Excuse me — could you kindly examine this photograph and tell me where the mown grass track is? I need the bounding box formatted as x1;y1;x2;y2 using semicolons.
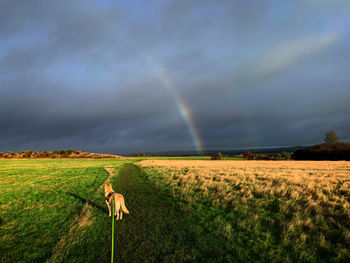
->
112;163;242;262
54;163;229;262
112;163;202;262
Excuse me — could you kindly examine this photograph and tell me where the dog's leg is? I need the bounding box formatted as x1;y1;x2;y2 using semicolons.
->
115;200;121;220
105;200;111;217
120;211;123;220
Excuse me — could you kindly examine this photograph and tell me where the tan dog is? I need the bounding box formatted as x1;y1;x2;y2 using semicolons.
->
104;184;129;220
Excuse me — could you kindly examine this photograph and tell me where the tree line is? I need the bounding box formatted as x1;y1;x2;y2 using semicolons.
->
211;131;349;161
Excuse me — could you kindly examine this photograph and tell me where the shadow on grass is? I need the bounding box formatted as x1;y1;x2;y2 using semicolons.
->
65;192;106;213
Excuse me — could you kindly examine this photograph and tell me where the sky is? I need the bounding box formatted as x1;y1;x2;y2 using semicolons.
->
1;0;350;155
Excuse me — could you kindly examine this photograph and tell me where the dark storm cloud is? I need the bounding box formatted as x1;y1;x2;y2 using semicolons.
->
1;0;350;154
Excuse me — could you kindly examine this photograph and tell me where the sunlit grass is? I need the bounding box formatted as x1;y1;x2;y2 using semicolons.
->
2;158;349;262
140;160;350;262
0;159;129;263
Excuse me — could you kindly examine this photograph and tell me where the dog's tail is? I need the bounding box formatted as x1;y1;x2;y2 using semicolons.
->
120;196;129;214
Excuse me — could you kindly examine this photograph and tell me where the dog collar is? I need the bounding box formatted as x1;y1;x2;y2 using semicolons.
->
105;191;114;202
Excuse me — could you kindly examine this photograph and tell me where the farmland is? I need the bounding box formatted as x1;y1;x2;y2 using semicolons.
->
1;158;350;262
0;159;130;263
140;160;350;262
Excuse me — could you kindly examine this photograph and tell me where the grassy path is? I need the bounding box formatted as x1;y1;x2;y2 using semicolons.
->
113;163;200;262
49;163;228;262
110;163;233;262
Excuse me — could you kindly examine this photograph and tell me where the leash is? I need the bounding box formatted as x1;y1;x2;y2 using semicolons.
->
111;195;115;263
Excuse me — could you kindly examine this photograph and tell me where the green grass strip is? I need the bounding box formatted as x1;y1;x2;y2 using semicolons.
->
43;163;234;262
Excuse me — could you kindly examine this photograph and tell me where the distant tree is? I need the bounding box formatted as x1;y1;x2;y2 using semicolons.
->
325;130;338;143
244;151;254;160
25;150;33;158
255;154;268;160
211;152;222;160
133;153;147;157
281;151;291;160
274;153;282;159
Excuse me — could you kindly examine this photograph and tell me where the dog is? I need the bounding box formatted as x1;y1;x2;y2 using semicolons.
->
104;183;129;220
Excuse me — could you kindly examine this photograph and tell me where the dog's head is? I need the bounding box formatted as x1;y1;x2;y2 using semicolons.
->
104;183;113;195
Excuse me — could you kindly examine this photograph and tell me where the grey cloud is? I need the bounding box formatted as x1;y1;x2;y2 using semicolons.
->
0;0;349;154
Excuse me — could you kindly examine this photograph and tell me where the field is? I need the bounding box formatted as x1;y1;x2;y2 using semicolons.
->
1;159;350;262
0;159;133;262
140;160;350;262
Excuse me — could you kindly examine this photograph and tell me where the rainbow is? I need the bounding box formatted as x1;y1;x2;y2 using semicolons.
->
143;56;204;154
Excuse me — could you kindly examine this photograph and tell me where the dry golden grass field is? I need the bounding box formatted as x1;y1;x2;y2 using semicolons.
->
140;160;350;262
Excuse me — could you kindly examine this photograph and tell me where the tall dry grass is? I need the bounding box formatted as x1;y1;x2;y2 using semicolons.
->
140;160;350;261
